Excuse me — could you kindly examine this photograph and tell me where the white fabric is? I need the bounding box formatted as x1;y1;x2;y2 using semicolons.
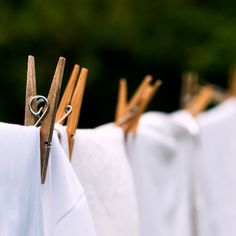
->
196;98;236;236
71;124;139;236
54;123;70;157
42;130;97;236
0;123;43;236
127;111;198;236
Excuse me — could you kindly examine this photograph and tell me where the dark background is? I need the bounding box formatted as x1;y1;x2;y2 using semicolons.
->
0;0;234;128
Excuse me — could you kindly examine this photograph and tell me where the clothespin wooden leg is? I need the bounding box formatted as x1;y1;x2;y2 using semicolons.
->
115;78;127;123
25;55;37;126
56;64;80;124
40;57;66;184
67;68;88;159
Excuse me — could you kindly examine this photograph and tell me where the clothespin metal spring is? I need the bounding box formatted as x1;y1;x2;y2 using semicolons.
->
29;95;49;127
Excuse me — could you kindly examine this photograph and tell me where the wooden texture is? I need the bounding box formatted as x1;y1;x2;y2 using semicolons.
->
125;75;153;114
116;75;153;130
40;57;65;184
115;78;127;122
67;68;88;159
24;55;37;126
186;85;215;116
128;80;162;134
56;64;80;124
115;75;161;135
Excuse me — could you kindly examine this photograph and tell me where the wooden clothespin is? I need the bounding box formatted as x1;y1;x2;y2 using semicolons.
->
115;75;151;128
185;85;215;116
115;75;162;134
127;80;162;133
25;55;65;184
180;71;199;109
56;65;88;159
115;75;152;127
181;70;226;114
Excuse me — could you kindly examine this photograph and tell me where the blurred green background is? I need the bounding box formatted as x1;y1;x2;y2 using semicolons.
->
0;0;235;127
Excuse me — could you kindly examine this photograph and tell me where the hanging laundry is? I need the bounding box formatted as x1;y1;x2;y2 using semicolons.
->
196;98;236;236
126;110;198;236
70;123;139;236
42;130;97;236
0;123;43;236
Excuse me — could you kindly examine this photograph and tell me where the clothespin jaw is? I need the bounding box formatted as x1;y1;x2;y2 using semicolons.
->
66;68;88;159
185;85;215;116
180;71;199;109
25;55;37;126
40;57;65;184
56;64;80;124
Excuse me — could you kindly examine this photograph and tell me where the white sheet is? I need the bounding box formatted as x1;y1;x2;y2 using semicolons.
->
127;111;198;236
0;123;43;236
71;124;139;236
